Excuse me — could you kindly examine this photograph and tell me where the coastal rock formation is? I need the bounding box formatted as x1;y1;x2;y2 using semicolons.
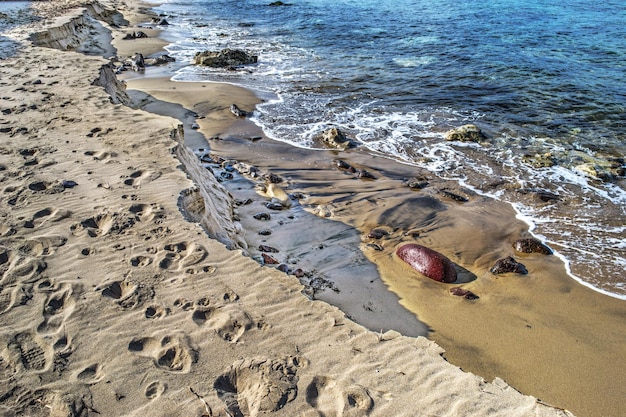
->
490;256;528;275
318;127;356;150
444;124;487;142
513;238;553;255
193;48;258;67
396;244;457;283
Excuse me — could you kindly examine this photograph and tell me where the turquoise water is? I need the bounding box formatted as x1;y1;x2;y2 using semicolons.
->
154;0;626;297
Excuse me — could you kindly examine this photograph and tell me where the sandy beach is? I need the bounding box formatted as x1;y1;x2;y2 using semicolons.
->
0;1;624;416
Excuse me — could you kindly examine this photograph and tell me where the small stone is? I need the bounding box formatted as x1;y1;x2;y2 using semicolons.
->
265;202;284;210
262;253;279;264
444;124;487;142
258;229;272;236
490;256;528;275
253;212;271;221
513;238;553;255
62;180;78;189
396;244;457;283
450;287;479;300
259;245;279;253
367;229;388;239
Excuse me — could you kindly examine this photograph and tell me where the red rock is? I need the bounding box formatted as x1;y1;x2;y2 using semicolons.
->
396;244;457;283
450;287;479;300
262;253;279;264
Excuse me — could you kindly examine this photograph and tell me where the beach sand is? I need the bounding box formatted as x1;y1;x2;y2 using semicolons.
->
0;1;623;416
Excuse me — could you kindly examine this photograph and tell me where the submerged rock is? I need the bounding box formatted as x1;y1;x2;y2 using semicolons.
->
444;124;487;142
193;48;258;67
490;256;528;275
367;229;388;239
396;244;457;283
513;238;553;255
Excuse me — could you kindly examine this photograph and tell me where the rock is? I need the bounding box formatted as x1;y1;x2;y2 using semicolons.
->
357;169;376;180
336;160;352;170
513;238;553;255
450;287;479;300
157;18;169;26
262;253;279;264
396;244;457;283
193;48;258;67
144;55;175;66
264;173;283;184
444;124;487;142
131;52;144;71
230;104;250;117
265;202;284;211
367;229;388;239
266;183;292;208
253;212;271;221
62;180;78;189
259;245;279;253
123;31;148;40
277;264;289;273
258;229;272;236
407;177;429;189
522;152;556;168
191;123;200;130
439;189;469;202
319;127;356;150
490;256;528;274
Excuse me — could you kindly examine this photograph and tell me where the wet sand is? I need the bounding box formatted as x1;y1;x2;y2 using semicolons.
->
125;73;626;417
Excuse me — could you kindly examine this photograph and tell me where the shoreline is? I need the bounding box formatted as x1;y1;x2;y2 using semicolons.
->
118;7;626;417
0;1;622;416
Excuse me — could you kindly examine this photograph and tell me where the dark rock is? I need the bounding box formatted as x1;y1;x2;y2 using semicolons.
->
157;19;169;26
265;173;283;184
123;31;149;40
219;171;233;180
450;287;479;300
336;160;352;170
291;268;305;278
145;55;176;66
277;264;289;273
259;245;279;253
130;53;145;71
357;169;376;180
253;212;271;221
62;180;78;189
490;256;528;275
439;189;469;203
258;229;272;236
513;238;553;255
193;48;258;67
367;229;388;239
265;202;284;211
269;1;288;5
444;124;487;142
230;104;250;117
407;178;429;189
262;253;279;264
396;244;457;283
191;123;200;130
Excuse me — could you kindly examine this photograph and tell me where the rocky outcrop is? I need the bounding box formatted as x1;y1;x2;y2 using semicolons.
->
318;127;357;150
172;125;246;250
193;49;258;67
444;124;487;142
92;62;129;105
396;244;457;283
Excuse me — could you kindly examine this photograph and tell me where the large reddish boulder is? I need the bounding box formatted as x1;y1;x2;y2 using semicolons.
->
396;244;457;283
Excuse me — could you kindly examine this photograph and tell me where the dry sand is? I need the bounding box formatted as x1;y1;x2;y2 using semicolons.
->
0;1;623;416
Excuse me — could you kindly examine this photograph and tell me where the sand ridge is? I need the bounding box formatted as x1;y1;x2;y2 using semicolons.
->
0;0;602;416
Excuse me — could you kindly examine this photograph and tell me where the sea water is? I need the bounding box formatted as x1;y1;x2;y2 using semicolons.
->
0;1;36;59
152;0;626;298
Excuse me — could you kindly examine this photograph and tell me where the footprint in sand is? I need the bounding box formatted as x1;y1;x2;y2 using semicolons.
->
192;304;254;343
37;282;76;335
6;331;53;373
72;210;136;238
23;207;71;229
145;381;167;399
98;278;153;310
18;235;67;257
214;356;302;417
128;203;165;224
75;363;104;384
0;253;47;286
127;335;194;373
123;169;161;187
84;150;117;162
157;241;208;271
305;376;374;417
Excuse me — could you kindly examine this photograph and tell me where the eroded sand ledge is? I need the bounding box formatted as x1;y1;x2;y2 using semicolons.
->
0;1;605;416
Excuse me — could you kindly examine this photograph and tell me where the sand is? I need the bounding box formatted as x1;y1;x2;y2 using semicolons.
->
0;1;623;416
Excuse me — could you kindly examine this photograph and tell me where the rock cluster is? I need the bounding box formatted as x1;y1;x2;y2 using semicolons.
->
193;48;258;68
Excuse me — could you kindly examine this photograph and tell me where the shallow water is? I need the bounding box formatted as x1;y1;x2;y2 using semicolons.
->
0;2;35;59
153;0;626;298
